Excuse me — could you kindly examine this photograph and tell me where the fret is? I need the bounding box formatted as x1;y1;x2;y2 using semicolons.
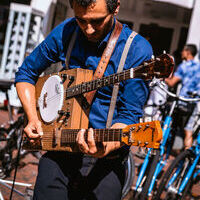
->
81;83;87;93
123;71;126;81
66;68;135;98
60;128;126;147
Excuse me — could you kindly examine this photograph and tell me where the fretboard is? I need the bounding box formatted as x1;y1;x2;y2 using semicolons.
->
61;129;122;145
66;68;134;98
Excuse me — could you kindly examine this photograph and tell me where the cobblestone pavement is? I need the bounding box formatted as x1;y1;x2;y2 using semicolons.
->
0;108;200;200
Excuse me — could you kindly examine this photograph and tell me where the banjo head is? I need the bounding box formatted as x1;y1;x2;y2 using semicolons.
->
38;75;64;123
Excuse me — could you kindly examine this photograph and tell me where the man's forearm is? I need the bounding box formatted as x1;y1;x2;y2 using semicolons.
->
165;76;181;87
16;82;38;121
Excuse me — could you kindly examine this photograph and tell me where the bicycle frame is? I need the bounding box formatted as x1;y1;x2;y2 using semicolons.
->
135;106;174;194
162;134;200;197
134;84;182;196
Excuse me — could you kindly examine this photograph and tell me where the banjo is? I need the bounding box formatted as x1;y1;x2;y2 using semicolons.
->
23;53;174;152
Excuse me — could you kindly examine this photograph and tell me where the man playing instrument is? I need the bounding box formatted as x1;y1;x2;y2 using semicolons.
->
15;0;153;199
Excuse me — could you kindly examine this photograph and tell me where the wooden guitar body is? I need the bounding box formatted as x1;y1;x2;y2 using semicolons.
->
34;68;93;152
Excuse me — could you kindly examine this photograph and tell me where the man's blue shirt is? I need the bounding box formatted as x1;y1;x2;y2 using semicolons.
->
174;60;200;97
15;17;153;129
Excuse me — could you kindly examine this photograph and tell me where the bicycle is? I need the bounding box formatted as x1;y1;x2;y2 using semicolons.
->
0;79;41;178
0;79;41;199
133;79;200;199
154;101;200;200
0;178;33;200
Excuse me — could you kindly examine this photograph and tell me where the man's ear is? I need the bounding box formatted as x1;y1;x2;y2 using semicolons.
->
114;0;120;16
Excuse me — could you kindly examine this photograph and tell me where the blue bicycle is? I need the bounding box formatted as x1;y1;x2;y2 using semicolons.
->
154;103;200;200
133;79;199;200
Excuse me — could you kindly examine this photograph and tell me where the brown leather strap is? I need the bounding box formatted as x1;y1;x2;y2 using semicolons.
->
85;20;123;105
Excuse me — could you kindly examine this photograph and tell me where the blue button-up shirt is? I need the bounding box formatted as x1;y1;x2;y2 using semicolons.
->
174;60;200;97
15;17;153;129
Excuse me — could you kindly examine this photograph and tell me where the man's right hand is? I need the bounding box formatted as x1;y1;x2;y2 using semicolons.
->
16;82;43;143
24;119;43;143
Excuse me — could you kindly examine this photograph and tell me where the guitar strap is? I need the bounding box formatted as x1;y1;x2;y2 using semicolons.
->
106;31;138;128
85;21;122;104
65;27;79;70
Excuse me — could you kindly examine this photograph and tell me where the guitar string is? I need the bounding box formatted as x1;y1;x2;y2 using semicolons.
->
38;72;131;104
38;58;164;104
26;129;122;142
25;129;155;143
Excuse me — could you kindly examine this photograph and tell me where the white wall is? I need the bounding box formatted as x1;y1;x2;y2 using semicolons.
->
31;0;57;38
186;0;200;61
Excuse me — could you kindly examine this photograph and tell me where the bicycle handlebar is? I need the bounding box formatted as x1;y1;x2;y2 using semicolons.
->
150;78;200;102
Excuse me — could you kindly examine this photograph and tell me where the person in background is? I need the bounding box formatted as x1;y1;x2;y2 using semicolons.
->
165;44;200;149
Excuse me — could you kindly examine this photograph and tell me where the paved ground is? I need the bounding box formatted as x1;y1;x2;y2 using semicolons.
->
0;107;200;200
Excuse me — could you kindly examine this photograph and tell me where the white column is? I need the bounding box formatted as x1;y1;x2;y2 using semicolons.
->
31;0;57;37
186;0;200;60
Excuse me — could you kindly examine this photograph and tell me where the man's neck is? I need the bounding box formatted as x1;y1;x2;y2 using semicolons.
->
186;55;194;61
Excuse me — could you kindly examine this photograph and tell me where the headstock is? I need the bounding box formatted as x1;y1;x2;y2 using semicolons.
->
121;121;162;149
134;54;174;80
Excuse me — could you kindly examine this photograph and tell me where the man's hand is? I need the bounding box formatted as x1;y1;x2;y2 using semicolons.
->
24;119;43;143
76;123;127;158
16;82;43;143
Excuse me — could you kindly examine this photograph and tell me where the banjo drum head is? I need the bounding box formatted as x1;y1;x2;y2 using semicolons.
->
38;75;64;123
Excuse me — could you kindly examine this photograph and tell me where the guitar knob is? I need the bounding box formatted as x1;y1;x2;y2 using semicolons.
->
58;110;65;115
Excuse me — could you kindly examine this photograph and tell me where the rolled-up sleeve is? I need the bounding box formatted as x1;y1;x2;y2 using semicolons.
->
15;19;71;85
15;41;59;85
174;63;184;79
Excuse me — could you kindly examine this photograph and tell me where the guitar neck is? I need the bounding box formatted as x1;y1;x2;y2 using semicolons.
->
66;54;174;98
66;68;134;98
61;129;122;145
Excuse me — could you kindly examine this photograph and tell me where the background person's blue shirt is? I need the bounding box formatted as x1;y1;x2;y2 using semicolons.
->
15;17;153;129
174;60;200;97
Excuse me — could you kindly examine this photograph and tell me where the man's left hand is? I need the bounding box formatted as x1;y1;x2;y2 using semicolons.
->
76;123;127;158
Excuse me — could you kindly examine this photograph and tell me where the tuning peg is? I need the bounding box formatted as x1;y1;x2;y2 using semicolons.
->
136;125;142;132
144;142;149;146
151;55;155;60
130;126;135;131
143;124;150;131
139;118;143;123
163;50;166;54
154;72;161;76
156;57;161;61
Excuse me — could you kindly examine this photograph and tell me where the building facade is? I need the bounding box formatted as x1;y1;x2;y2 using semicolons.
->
0;0;199;63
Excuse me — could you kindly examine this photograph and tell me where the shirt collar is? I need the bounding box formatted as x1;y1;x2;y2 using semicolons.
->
185;59;199;67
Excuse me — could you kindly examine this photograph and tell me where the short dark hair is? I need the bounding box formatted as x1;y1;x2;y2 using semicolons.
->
184;44;198;57
69;0;118;13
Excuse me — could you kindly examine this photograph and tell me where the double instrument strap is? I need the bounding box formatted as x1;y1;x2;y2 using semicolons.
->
65;21;138;126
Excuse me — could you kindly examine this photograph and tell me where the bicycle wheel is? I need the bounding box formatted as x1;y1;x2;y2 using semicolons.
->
138;149;160;200
122;151;135;199
153;149;194;200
